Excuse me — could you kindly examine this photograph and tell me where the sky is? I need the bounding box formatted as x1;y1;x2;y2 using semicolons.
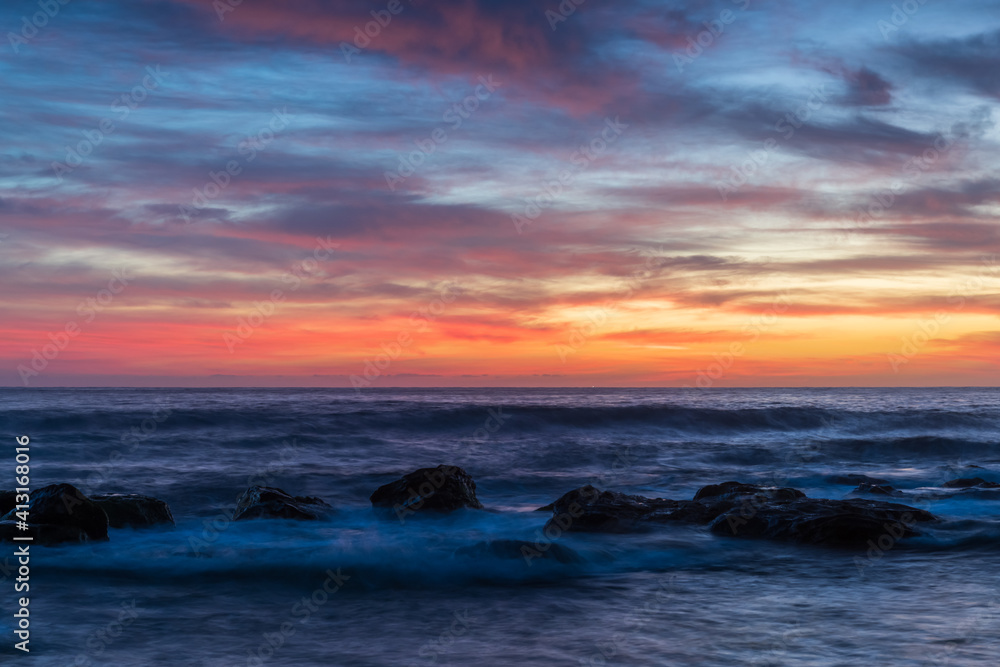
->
1;0;998;388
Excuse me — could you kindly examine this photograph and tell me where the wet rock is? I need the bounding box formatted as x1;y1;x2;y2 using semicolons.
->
370;465;483;516
541;485;684;533
828;474;892;487
942;477;1000;489
455;539;583;564
0;483;108;543
710;497;936;546
541;483;806;534
233;486;332;521
91;493;175;529
693;481;805;502
540;481;936;549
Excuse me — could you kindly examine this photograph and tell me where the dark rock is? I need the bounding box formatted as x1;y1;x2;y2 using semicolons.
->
942;477;1000;489
693;481;805;503
91;493;175;529
0;490;16;516
455;539;583;564
540;481;936;549
233;486;332;521
850;482;901;496
542;485;683;533
0;520;92;546
0;483;108;543
370;465;483;515
710;497;936;546
828;474;892;486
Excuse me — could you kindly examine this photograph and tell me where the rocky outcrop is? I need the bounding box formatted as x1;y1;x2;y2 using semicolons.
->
455;539;582;564
693;481;804;502
539;481;937;547
541;485;686;532
541;482;804;533
91;493;175;528
233;486;332;521
370;465;483;516
710;497;935;546
0;483;109;544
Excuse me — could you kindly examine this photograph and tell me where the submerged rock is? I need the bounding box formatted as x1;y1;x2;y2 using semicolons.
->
91;493;175;529
850;482;901;497
0;483;109;544
233;486;332;521
455;539;583;565
370;465;483;516
828;474;892;487
710;497;936;546
942;477;1000;489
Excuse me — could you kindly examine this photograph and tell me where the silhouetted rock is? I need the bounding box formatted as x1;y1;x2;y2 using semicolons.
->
91;493;175;528
0;491;16;516
541;483;806;534
710;497;936;546
693;481;805;502
455;539;583;564
541;485;685;533
828;474;891;486
540;481;936;548
0;520;91;546
0;483;108;543
370;465;483;516
850;482;901;496
942;477;1000;489
233;486;331;521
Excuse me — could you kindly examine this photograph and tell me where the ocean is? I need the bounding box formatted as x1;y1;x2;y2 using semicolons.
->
1;387;998;666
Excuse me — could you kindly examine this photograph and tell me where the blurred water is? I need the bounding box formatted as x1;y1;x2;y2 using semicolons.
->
0;387;998;665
